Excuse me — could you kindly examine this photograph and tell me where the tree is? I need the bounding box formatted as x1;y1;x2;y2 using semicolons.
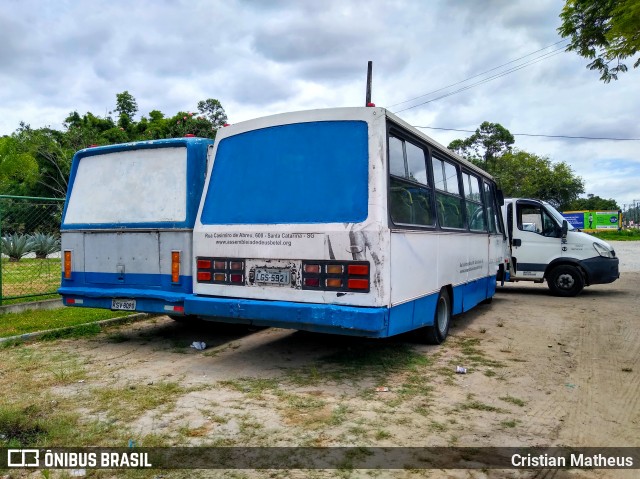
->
448;122;585;209
197;98;228;129
115;91;138;128
447;121;514;170
567;195;620;210
3;94;228;198
492;150;585;209
14;125;73;198
558;0;640;82
0;136;39;195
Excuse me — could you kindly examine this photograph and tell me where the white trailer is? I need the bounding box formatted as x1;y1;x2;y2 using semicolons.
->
59;137;213;315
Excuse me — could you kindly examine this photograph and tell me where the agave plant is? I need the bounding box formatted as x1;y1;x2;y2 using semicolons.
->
1;233;35;262
29;232;61;259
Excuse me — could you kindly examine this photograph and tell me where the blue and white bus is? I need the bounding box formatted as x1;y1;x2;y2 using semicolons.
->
59;137;212;316
187;107;507;343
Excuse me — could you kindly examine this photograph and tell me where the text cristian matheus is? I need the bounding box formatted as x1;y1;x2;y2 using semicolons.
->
512;453;634;468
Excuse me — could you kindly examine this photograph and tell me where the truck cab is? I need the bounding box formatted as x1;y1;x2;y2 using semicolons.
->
502;198;619;296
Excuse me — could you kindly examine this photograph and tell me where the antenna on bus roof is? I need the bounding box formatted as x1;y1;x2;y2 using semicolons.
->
366;61;375;107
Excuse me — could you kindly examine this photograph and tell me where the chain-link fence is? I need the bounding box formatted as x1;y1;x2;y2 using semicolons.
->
0;195;65;304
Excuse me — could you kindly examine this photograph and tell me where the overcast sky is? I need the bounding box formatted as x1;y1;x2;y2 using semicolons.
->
1;0;639;208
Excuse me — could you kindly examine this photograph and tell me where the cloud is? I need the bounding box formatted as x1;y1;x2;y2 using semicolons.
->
0;0;638;206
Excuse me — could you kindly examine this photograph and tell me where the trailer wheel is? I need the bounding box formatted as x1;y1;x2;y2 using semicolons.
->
423;288;451;344
168;314;201;324
547;265;584;297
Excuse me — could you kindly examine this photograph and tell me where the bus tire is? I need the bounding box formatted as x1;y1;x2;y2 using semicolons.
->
547;265;584;297
424;289;451;345
481;296;493;305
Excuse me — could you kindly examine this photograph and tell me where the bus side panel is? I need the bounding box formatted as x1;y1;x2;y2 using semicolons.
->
390;231;492;319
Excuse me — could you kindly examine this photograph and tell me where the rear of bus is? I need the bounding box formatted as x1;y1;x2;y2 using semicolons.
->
59;137;212;315
188;108;392;336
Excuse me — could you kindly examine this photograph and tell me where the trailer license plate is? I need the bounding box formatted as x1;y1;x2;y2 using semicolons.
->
254;268;290;285
112;299;136;311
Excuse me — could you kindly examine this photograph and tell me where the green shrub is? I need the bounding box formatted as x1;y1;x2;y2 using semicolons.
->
29;233;60;259
1;234;34;262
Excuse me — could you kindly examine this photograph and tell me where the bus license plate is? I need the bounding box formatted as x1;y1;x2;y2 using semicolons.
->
112;299;136;311
254;268;290;285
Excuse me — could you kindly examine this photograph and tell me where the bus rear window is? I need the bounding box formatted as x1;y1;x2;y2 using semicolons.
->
201;121;369;224
64;147;187;225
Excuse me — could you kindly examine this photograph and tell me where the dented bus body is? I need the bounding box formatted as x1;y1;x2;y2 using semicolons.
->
186;107;507;343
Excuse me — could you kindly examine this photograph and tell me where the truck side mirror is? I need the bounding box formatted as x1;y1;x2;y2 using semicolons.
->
561;220;568;239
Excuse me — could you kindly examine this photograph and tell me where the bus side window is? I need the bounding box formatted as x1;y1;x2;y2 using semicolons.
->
463;172;486;232
388;135;434;227
433;157;465;229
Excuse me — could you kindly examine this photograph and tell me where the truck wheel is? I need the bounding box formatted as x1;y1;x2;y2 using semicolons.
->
423;289;451;344
547;265;584;297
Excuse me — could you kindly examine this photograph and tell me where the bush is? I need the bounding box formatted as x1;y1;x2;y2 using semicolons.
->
1;234;34;262
29;233;60;259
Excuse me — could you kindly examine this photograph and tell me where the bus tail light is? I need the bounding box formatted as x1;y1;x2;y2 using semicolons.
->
64;250;72;279
301;261;370;293
171;251;181;283
197;257;245;285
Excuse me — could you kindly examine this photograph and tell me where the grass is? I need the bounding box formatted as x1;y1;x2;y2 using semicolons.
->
459;394;505;413
591;229;640;241
499;395;526;407
0;306;132;339
454;337;505;368
285;343;432;386
1;257;61;299
88;381;189;423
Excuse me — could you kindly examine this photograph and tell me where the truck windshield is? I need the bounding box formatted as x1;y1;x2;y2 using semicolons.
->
64;147;187;225
200;121;369;224
544;201;575;231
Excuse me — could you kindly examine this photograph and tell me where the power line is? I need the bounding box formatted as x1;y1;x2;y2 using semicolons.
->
393;48;566;114
414;126;640;141
388;40;569;109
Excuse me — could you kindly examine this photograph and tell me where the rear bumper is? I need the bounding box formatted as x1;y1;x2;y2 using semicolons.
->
58;286;187;315
581;256;620;285
184;295;390;337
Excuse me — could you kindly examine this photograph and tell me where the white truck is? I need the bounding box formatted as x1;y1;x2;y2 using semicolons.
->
501;198;620;296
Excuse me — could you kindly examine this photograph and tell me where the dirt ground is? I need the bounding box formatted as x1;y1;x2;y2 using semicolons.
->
3;242;639;478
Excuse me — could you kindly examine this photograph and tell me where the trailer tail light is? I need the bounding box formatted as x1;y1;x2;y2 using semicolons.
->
164;304;185;313
171;251;181;283
301;261;370;293
65;298;83;305
64;250;72;279
196;257;245;285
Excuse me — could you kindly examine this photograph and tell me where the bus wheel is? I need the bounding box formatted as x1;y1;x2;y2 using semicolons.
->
547;265;584;297
424;289;451;345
